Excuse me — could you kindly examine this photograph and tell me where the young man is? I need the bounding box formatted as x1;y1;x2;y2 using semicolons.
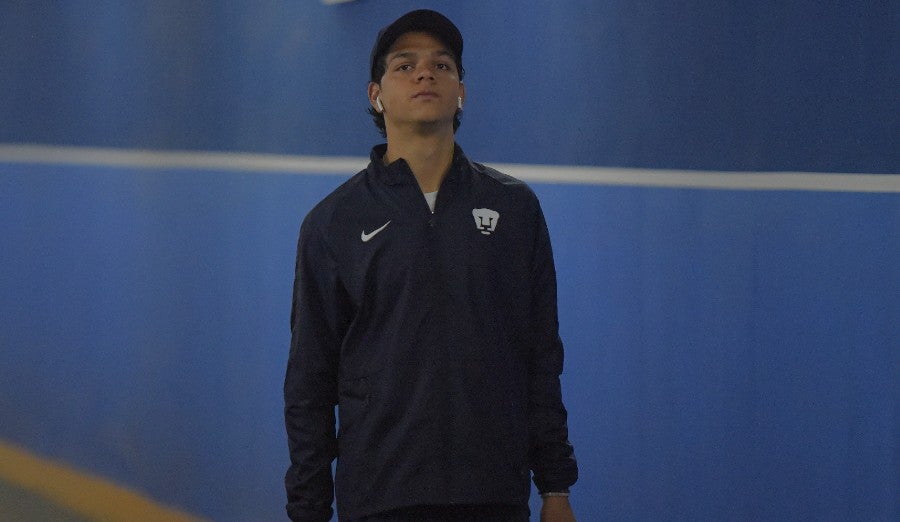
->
284;10;577;521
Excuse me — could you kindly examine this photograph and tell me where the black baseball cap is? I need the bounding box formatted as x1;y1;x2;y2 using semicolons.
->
370;9;463;82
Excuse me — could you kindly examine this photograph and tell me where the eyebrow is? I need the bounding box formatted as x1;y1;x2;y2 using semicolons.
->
387;49;454;63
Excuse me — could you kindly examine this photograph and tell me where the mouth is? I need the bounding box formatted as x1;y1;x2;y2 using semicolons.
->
412;91;440;99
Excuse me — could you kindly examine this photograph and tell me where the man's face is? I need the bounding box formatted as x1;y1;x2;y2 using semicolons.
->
369;31;465;134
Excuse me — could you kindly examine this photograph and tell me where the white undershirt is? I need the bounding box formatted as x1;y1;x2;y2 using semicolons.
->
423;190;438;213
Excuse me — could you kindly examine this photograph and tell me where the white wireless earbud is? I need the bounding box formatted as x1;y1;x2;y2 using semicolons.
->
376;96;384;112
457;97;463;110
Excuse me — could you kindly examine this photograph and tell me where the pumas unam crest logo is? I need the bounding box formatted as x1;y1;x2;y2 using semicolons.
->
472;208;499;235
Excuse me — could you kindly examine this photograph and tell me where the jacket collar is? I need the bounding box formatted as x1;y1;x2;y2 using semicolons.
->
368;143;469;186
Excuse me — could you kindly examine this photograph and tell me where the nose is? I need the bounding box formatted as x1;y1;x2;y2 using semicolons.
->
416;65;435;82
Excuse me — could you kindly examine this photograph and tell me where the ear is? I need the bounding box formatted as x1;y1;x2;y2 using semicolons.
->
457;81;466;112
368;82;382;113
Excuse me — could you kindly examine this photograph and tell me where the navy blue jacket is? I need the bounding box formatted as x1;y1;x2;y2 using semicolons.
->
284;144;577;521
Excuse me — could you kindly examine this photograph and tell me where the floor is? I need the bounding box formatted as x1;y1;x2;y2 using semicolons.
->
0;479;90;522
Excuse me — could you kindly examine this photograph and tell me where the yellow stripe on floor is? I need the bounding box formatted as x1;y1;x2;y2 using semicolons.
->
0;439;206;522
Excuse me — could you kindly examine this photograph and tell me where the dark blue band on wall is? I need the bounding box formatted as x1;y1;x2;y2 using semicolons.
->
0;2;897;172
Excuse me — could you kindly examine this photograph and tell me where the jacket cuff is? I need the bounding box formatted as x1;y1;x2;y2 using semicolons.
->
286;501;333;522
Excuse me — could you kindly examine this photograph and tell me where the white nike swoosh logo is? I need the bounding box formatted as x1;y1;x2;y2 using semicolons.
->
361;220;391;242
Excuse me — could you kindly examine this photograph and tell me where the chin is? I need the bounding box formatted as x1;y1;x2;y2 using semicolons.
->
415;112;455;125
412;119;452;132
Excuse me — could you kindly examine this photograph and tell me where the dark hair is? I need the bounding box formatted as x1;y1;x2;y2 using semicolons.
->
367;49;465;138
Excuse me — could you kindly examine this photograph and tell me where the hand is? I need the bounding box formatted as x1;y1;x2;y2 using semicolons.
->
540;495;575;522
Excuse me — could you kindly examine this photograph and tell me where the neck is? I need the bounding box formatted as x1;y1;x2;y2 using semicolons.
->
383;127;456;193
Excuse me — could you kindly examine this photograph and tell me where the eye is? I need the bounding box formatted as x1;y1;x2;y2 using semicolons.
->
436;63;450;70
396;64;413;71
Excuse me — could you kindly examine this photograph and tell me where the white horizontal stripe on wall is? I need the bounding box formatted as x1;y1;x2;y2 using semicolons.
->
1;144;898;193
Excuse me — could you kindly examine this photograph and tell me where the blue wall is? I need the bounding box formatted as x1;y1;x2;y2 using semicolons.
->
1;1;897;521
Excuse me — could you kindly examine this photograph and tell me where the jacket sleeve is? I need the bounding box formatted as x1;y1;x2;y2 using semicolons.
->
284;215;351;521
527;201;579;494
